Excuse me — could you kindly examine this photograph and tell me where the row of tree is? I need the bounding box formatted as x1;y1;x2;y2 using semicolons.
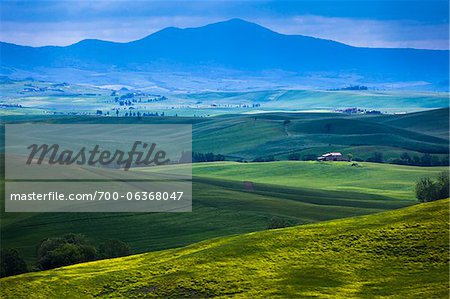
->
253;155;276;162
286;151;449;166
192;152;226;162
287;153;317;161
391;152;449;166
96;109;166;117
1;234;131;277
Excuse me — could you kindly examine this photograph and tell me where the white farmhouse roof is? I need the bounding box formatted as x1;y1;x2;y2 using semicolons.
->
320;152;342;157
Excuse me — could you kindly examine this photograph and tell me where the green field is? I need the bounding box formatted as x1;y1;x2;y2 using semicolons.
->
0;109;448;295
191;108;449;160
1;199;447;298
1;160;444;265
187;161;448;200
2;108;447;162
1;109;448;266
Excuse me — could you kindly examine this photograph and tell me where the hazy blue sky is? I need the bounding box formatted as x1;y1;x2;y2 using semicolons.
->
0;0;448;49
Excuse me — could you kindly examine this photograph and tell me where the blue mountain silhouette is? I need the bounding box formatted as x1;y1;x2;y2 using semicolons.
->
1;19;448;87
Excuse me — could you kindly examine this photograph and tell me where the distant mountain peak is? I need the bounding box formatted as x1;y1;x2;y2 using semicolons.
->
213;18;261;26
199;18;275;33
0;18;447;92
133;18;275;44
223;18;251;23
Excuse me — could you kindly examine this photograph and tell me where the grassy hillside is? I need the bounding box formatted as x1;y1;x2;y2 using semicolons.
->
0;172;412;265
1;110;447;265
1;160;444;265
187;161;447;200
1;108;448;161
1;199;447;298
191;109;449;160
364;108;449;139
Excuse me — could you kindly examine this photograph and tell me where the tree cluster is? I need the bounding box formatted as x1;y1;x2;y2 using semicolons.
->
192;152;226;163
391;152;448;166
267;217;294;229
0;249;27;277
416;171;449;202
253;155;275;162
0;234;131;277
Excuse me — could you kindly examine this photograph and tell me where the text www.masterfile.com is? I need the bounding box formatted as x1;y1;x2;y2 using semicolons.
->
9;191;185;201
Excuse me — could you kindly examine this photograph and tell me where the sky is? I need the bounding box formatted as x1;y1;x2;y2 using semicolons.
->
0;0;448;50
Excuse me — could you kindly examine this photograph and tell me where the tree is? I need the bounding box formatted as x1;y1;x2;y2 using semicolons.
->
412;155;421;165
415;172;449;203
37;234;97;270
302;154;317;161
98;240;131;259
347;153;353;162
421;153;432;166
366;152;383;163
431;155;441;166
288;153;300;161
267;217;293;229
192;152;225;163
415;177;437;202
0;249;28;277
436;171;449;199
179;151;192;163
400;152;411;164
253;155;275;162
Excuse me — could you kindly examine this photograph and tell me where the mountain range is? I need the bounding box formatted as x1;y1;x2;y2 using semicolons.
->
0;19;448;91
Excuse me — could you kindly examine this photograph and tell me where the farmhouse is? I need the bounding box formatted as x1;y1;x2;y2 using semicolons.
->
317;152;347;161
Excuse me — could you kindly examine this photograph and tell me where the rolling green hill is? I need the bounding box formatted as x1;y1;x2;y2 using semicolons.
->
191;109;449;160
364;108;449;139
1;108;448;161
0;178;410;265
1;199;447;298
1;110;448;268
1;161;444;265
187;161;448;200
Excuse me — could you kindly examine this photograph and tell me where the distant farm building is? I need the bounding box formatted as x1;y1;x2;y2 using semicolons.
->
342;107;358;114
317;152;347;161
365;110;382;115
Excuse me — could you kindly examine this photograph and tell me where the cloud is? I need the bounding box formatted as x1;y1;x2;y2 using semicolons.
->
2;0;448;23
0;16;222;46
253;15;449;50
